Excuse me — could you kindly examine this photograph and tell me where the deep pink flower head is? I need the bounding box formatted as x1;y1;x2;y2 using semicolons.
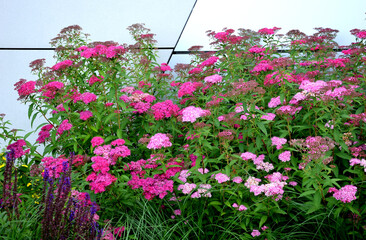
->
88;75;104;86
147;133;172;150
91;137;104;147
18;81;36;96
356;31;366;39
111;139;126;146
80;111;93;120
160;63;172;71
57;120;72;135
178;82;201;98
80;92;97;104
51;60;73;71
7;139;27;159
151;100;180;120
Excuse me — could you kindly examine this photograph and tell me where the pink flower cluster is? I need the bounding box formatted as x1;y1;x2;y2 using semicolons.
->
80;92;97;104
57;119;72;135
7;139;28;159
258;27;281;35
204;74;223;84
199;56;219;67
268;96;282;108
181;106;205;123
214;173;230;183
248;46;266;54
151;100;180;120
246;172;288;201
232;203;247;211
271;137;287;149
147;133;172;150
252;60;273;72
178;82;202;98
51;60;73;71
328;185;357;203
41;81;64;99
278;151;291;162
76;45;126;59
127;155;184;200
17;81;36;96
349;158;366;172
80;110;93;120
88;75;104;86
241;152;274;172
87;138;130;193
41;156;69;178
36;124;53;143
261;113;276;121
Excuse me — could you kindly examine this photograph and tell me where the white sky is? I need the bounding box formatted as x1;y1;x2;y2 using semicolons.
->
0;0;365;148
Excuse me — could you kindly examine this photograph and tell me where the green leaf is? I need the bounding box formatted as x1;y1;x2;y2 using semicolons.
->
257;122;267;136
117;129;122;139
259;215;267;227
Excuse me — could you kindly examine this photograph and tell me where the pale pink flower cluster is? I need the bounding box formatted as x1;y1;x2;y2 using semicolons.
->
261;113;276;121
241;152;273;172
246;172;287;201
182;106;205;123
268;96;282;108
204;74;223;84
278;151;291;162
197;168;209;174
251;229;261;237
349;158;366;172
271;137;287;149
178;170;191;182
289;92;307;104
276;105;302;116
178;183;197;194
232;176;243;183
191;184;212;198
214;173;230;183
232;203;247;211
299;80;328;94
147;133;172;150
329;185;357;203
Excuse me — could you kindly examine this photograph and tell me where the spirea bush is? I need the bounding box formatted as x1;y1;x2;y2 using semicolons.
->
1;24;366;239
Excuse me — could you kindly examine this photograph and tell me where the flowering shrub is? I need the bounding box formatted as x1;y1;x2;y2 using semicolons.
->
1;24;366;239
